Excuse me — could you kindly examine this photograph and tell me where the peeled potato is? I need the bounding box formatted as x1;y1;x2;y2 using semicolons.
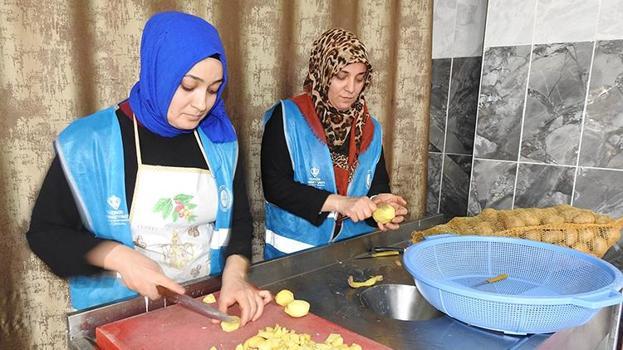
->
284;300;310;318
202;293;216;304
243;335;265;348
275;289;295;306
220;316;241;332
372;203;396;224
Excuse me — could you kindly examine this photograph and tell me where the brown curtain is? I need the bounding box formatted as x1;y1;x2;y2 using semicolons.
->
0;1;431;348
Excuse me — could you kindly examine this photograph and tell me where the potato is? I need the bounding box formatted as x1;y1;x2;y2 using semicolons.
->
578;229;594;243
595;214;612;224
220;316;241;332
372;203;396;224
523;231;541;241
606;228;621;245
572;242;591;254
573;212;596;224
202;293;216;304
564;229;579;246
284;300;310;318
275;289;295;306
592;237;610;257
543;230;564;244
474;221;495;235
518;212;540;226
480;208;498;220
502;215;524;229
541;215;565;225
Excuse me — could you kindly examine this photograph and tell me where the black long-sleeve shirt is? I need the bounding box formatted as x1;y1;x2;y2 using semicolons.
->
27;105;253;277
260;103;391;227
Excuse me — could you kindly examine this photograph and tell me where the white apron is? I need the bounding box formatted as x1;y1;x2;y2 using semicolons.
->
129;118;218;281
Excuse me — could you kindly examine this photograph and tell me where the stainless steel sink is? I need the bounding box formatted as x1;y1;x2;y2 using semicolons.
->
360;283;435;321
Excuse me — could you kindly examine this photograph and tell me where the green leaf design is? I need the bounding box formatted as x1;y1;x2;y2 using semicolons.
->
188;215;197;223
163;199;173;220
153;198;170;213
187;203;197;210
172;210;178;222
174;194;193;202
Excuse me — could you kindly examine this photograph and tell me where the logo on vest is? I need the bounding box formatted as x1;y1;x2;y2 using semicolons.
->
106;195;128;226
366;170;373;189
219;186;232;210
307;166;325;189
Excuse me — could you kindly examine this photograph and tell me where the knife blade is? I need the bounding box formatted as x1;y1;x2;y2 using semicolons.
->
156;285;235;322
356;250;402;259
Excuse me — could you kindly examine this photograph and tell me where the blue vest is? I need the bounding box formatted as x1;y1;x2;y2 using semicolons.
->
263;99;383;260
55;106;237;310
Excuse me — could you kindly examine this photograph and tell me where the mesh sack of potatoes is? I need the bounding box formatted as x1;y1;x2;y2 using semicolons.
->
411;205;623;257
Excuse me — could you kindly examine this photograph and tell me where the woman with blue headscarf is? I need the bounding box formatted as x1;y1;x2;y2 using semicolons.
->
26;12;270;325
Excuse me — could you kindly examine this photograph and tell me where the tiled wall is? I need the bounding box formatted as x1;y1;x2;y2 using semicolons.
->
468;0;623;218
427;0;486;216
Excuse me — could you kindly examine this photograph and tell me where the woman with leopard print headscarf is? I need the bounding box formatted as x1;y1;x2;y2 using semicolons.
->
260;28;408;260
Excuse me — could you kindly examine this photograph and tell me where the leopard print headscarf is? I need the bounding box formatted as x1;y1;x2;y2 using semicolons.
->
303;28;373;173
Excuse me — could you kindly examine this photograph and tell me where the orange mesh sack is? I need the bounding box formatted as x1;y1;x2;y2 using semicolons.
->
411;205;623;257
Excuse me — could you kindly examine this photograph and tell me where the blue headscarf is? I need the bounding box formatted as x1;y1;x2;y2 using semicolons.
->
129;11;236;142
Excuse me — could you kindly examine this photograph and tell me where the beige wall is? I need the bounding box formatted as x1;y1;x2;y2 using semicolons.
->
0;1;431;348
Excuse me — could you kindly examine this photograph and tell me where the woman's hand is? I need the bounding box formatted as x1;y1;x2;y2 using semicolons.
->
371;193;408;231
217;255;272;326
323;194;377;222
86;241;185;300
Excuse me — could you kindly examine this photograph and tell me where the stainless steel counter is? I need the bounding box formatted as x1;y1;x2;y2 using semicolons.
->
68;215;622;349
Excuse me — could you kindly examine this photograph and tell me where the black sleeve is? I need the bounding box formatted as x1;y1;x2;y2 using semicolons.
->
261;104;332;226
367;148;391;196
26;156;106;277
225;160;253;261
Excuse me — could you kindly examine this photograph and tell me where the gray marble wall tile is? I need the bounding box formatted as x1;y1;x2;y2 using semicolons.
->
514;163;573;208
574;167;623;217
596;0;623;41
521;42;592;165
446;56;482;155
453;0;487;57
468;159;517;215
475;46;531;160
427;152;443;215
484;0;537;48
580;40;623;169
433;0;457;59
429;59;452;152
533;0;599;45
440;154;472;216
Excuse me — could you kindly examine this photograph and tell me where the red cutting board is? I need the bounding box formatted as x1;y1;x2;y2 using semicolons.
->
96;296;391;350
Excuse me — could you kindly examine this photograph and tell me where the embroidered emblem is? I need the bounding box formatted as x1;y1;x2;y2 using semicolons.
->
219;185;232;209
153;194;198;223
162;231;194;269
310;166;320;178
107;195;121;210
106;194;128;226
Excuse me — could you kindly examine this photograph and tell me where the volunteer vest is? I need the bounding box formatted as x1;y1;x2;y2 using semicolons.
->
55;106;237;310
263;99;382;259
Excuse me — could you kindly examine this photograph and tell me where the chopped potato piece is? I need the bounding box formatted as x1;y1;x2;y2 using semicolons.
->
275;289;295;306
240;324;362;350
347;275;383;288
284;300;310;318
202;293;216;304
220;316;241;332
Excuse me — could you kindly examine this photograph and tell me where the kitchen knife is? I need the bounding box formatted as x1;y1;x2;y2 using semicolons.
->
156;285;235;322
356;247;403;259
471;273;509;288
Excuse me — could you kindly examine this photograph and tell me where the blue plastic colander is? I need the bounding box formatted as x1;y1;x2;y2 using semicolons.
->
403;235;623;334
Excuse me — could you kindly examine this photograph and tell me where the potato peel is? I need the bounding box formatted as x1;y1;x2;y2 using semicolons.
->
347;275;383;288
